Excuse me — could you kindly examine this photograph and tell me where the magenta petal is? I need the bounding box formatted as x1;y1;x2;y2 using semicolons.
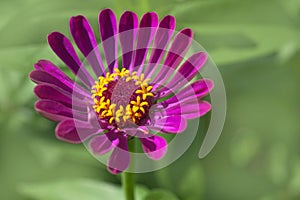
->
47;32;94;87
159;15;176;29
70;15;105;76
152;28;193;86
176;52;207;81
99;9;118;72
144;15;176;78
34;84;87;111
164;100;212;119
132;12;158;72
107;135;130;174
56;119;102;144
124;127;151;138
139;134;167;160
164;28;193;69
163;79;214;105
89;132;119;155
34;84;71;106
30;60;89;98
30;70;89;101
160;52;208;97
35;99;87;122
177;79;214;99
119;11;138;69
148;116;187;134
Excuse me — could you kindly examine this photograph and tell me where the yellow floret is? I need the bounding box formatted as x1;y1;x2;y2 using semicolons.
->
91;68;155;127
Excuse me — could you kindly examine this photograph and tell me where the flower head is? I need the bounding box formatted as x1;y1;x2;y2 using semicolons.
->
30;9;214;174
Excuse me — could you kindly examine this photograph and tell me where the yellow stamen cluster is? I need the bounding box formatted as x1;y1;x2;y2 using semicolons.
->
135;85;154;100
91;68;154;127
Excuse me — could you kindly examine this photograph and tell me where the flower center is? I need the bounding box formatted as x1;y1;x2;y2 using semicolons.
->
91;68;155;129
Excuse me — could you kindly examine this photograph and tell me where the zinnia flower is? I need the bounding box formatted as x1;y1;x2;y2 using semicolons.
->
30;9;214;174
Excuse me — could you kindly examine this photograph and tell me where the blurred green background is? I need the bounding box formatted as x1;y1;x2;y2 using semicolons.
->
0;0;300;199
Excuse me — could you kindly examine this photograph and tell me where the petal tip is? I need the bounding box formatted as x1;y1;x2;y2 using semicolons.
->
99;8;115;19
181;28;193;37
160;15;176;29
55;120;83;144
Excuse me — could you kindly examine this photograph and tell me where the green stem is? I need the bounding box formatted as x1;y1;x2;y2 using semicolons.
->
122;138;135;200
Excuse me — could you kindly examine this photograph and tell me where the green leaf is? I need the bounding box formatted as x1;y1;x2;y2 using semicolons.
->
19;179;149;200
144;189;179;200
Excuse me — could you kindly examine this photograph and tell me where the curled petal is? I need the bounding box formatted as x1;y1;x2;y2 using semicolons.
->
30;60;89;98
55;119;102;144
139;134;167;160
107;135;130;174
34;84;87;111
89;132;119;155
35;99;87;122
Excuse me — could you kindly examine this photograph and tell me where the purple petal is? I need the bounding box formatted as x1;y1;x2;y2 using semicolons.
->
107;135;130;174
161;100;212;119
139;134;167;160
89;132;119;155
162;79;214;106
55;119;102;144
177;79;213;99
35;99;87;122
119;11;138;69
99;9;118;72
148;116;187;134
159;52;208;97
34;84;87;111
132;12;158;73
174;52;207;82
48;32;94;87
86;104;105;129
152;28;193;87
70;15;105;76
30;60;89;98
164;28;193;69
124;126;151;138
144;15;176;78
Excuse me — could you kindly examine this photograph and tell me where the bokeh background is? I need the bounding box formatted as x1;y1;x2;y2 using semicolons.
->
0;0;300;199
